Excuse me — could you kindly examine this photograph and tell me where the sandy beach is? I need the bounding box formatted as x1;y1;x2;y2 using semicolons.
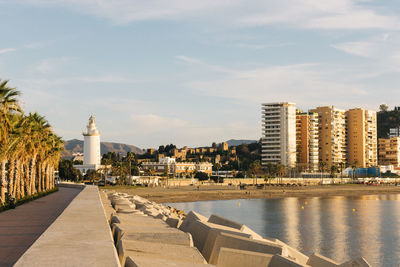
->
103;184;400;203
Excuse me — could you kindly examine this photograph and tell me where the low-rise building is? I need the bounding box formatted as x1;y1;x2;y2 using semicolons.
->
141;157;212;177
220;142;229;151
378;137;400;167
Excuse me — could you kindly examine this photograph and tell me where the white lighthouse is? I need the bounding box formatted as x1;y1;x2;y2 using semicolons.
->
83;115;101;166
74;115;103;174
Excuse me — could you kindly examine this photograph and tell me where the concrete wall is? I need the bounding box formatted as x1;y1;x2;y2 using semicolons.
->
15;186;120;267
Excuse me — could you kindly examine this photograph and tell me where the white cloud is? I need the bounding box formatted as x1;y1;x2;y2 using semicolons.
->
131;114;189;134
77;74;140;84
331;33;400;71
15;0;400;30
35;57;73;74
178;56;373;109
0;48;16;54
331;41;377;57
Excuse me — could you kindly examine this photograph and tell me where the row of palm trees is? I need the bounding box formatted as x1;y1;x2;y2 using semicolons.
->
0;79;63;204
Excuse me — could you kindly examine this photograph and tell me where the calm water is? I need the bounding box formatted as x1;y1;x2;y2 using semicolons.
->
167;194;400;266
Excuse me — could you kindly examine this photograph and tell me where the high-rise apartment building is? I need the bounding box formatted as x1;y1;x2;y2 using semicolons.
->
296;111;319;172
347;108;377;168
310;106;347;168
378;137;400;167
261;102;296;168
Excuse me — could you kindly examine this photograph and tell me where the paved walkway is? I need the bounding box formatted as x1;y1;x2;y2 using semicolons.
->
0;187;81;267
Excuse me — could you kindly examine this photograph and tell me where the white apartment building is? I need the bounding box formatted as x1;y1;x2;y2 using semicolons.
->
261;102;297;168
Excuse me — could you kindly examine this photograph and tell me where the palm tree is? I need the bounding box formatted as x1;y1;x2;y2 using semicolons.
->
0;79;21;203
125;152;135;184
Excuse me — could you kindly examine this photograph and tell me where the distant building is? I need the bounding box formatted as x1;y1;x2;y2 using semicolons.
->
74;116;103;174
261;102;296;168
296;111;319;172
72;152;84;162
310;106;346;169
215;154;221;164
141;157;212;177
347;108;377;168
389;127;400;138
172;148;187;161
220;142;229;151
378;137;400;167
146;148;156;155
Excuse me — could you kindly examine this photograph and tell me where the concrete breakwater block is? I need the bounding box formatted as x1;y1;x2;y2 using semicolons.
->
110;214;167;226
113;223;182;244
179;211;208;232
120;231;194;247
124;256;216;267
339;257;371;267
183;219;251;253
207;232;287;265
307;253;339;267
208;214;244;230
216;247;274;267
268;254;311;267
258;237;308;264
202;228;251;261
117;239;206;266
114;203;136;210
112;201;132;209
166;216;183;228
207;214;263;240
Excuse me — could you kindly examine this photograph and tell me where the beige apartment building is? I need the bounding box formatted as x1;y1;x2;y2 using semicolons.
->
262;102;297;168
378;137;400;167
296;111;319;171
347;108;377;168
310;106;347;169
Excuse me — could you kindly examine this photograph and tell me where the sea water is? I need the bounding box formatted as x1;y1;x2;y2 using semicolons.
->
167;194;400;266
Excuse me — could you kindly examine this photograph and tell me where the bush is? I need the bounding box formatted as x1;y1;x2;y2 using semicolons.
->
211;176;224;183
0;187;59;213
194;171;209;181
236;172;245;178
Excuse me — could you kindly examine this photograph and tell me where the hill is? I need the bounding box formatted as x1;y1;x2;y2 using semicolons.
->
377;107;400;138
62;139;144;158
225;139;258;147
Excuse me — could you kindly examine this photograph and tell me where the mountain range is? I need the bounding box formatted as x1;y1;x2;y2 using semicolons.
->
62;139;258;159
62;139;144;158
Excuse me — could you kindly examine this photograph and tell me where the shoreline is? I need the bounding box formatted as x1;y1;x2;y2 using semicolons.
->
103;184;400;203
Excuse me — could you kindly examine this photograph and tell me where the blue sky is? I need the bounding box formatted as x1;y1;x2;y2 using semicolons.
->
1;0;400;148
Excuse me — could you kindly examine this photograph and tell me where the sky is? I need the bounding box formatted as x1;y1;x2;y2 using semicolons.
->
1;0;400;148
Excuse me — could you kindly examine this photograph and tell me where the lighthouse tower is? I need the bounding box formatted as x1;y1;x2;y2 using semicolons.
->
83;115;101;166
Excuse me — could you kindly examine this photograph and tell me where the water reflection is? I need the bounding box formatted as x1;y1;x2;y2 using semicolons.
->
168;194;400;266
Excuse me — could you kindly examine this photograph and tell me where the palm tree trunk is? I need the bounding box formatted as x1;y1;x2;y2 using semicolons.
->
20;163;25;198
8;158;15;199
38;162;42;191
41;163;46;191
30;156;37;194
14;159;21;199
0;159;7;204
26;162;31;196
45;164;50;190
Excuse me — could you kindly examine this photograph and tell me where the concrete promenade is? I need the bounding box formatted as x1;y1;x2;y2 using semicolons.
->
0;187;81;267
14;185;120;267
